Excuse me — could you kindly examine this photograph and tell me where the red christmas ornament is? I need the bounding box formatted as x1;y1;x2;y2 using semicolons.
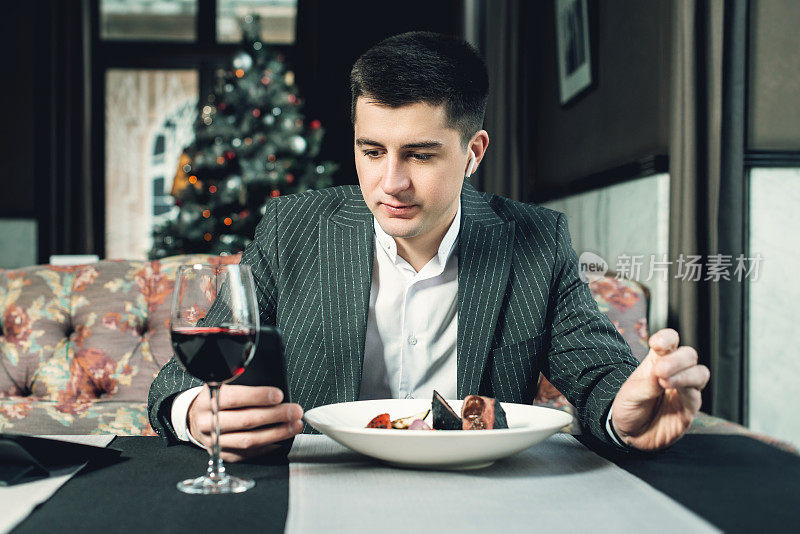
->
239;210;250;218
310;119;322;130
261;76;271;85
252;108;261;118
208;185;217;193
225;151;235;160
288;94;297;104
286;173;295;184
218;102;227;110
270;190;280;198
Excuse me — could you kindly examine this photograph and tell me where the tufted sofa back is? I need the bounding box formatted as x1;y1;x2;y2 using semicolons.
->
0;254;240;414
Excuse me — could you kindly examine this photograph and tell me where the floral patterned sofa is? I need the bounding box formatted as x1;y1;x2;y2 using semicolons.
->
1;255;795;454
0;254;240;436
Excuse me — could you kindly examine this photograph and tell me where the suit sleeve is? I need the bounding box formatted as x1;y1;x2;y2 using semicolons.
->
147;199;280;443
541;213;639;448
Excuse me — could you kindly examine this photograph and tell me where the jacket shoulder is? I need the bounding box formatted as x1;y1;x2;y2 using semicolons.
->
478;191;564;230
271;185;358;223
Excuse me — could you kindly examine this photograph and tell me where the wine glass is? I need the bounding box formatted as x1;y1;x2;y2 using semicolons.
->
170;263;259;494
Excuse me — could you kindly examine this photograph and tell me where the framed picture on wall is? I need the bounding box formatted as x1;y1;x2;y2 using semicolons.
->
555;0;595;106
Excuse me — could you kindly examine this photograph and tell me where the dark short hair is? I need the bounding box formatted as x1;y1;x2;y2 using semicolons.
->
350;31;489;148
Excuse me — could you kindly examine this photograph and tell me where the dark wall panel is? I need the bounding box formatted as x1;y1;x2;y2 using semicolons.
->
0;5;37;217
294;0;464;186
533;0;672;188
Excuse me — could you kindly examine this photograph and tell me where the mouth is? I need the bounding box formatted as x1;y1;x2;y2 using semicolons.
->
380;202;418;216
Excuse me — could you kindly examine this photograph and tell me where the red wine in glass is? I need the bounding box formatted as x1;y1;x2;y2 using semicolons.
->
170;264;259;495
171;327;255;383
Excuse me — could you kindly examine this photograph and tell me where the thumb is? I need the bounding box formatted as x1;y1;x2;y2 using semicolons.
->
638;328;680;395
624;349;662;401
623;328;680;401
648;328;679;356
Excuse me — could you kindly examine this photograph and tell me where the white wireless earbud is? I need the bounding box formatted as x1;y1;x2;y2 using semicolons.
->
466;150;477;178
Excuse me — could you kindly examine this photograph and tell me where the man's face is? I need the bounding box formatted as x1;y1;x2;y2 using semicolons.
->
353;97;467;244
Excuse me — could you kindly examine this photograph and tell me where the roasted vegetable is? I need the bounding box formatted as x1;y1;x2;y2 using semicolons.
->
461;395;508;430
409;419;432;430
366;413;392;429
391;409;431;429
432;390;462;430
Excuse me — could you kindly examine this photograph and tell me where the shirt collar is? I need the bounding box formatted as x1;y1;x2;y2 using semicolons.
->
373;201;461;267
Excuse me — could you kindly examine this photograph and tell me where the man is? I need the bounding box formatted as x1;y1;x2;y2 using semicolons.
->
148;32;710;462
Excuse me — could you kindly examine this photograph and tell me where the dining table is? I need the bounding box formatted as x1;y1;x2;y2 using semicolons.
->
8;429;800;534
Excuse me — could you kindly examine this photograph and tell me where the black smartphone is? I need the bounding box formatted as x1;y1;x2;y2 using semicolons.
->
230;324;287;393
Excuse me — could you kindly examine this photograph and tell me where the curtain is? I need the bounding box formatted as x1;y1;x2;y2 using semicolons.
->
668;0;734;418
704;0;725;418
36;0;95;259
476;0;529;200
714;0;749;423
668;0;704;374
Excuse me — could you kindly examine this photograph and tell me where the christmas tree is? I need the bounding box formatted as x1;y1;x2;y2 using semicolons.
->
150;15;337;259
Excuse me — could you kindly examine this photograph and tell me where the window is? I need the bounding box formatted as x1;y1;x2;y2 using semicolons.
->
217;0;297;44
747;167;800;449
105;70;198;259
100;0;198;41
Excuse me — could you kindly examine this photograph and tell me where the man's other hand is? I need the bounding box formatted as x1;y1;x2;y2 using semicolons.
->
610;328;710;451
188;385;304;462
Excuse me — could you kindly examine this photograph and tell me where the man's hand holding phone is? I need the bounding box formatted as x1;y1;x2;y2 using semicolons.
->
187;385;304;462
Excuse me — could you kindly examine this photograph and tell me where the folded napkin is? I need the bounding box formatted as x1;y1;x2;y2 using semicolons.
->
0;433;121;486
0;435;117;534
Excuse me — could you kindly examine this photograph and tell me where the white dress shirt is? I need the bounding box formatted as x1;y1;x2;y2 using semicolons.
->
358;204;461;401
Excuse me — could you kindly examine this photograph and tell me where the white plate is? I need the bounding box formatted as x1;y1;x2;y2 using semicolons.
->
302;399;574;470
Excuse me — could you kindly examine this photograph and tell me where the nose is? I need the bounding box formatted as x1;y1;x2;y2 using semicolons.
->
380;154;411;196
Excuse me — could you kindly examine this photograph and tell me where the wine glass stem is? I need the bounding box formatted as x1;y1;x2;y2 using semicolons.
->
206;383;225;481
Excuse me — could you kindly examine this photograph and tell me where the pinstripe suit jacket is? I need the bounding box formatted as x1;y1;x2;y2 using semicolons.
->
148;181;639;446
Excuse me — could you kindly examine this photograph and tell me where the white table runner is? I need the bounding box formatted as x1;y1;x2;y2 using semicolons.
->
0;434;115;534
287;434;720;534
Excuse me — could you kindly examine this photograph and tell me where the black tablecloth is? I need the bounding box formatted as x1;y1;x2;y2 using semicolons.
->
12;437;288;534
13;434;800;533
586;434;800;532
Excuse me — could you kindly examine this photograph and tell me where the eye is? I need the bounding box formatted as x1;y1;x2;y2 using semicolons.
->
362;150;382;158
410;153;433;161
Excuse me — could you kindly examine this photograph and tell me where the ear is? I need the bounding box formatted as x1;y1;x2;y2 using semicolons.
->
465;130;490;178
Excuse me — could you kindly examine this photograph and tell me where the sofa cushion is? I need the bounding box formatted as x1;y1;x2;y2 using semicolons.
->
0;397;156;435
0;253;240;428
0;262;158;408
588;276;650;361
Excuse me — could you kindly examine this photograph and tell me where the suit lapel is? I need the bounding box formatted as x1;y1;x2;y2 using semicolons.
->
457;182;515;398
318;190;374;405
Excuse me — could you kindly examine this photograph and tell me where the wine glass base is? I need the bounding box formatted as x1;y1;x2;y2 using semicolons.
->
177;474;255;495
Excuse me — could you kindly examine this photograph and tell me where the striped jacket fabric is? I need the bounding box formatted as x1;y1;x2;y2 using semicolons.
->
148;181;639;446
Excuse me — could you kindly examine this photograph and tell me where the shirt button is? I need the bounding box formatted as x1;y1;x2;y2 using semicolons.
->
407;334;417;346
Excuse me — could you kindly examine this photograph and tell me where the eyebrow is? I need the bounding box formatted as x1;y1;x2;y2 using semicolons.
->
355;138;444;150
